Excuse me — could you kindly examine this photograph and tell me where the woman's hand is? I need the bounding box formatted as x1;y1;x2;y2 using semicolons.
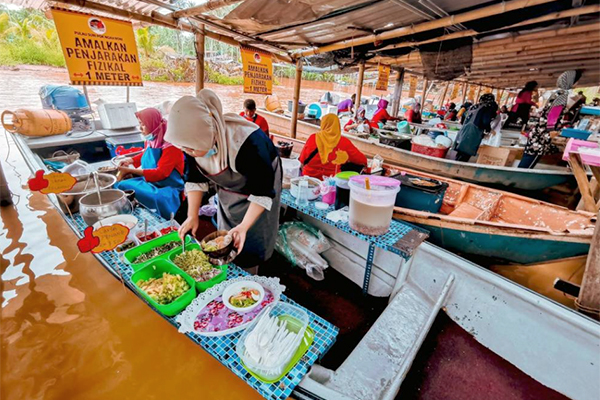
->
229;224;248;254
118;157;134;167
179;215;200;241
118;166;143;176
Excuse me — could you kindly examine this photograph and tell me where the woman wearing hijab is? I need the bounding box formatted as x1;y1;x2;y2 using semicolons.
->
457;101;473;124
370;99;399;128
300;114;367;179
404;103;422;123
518;71;582;169
444;103;458;121
453;94;499;162
344;106;371;133
116;108;185;219
165;89;280;273
505;81;538;127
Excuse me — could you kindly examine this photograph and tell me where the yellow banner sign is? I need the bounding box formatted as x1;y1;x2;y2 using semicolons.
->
376;65;390;91
408;75;418;98
240;45;273;95
52;8;142;87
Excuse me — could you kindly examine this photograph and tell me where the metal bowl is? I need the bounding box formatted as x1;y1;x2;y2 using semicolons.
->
79;189;133;226
57;173;117;214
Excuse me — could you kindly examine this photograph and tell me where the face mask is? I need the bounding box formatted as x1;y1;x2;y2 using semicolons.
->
145;134;155;141
203;147;217;158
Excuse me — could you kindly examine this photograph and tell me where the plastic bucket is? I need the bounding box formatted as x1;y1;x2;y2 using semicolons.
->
348;176;400;236
411;142;449;158
334;171;358;210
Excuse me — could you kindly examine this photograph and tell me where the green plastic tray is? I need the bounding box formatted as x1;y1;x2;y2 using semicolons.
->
243;316;315;384
168;244;228;292
124;231;191;271
130;259;196;317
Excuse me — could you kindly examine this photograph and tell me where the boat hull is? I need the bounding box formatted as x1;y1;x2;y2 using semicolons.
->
411;222;590;264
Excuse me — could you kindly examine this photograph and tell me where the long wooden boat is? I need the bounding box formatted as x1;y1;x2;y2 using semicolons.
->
392;169;596;264
269;132;595;264
263;110;578;191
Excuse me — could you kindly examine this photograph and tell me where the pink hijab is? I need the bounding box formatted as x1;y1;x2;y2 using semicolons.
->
377;99;389;111
136;108;171;149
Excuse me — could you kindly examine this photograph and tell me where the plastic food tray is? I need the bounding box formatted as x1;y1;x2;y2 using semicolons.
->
169;243;228;292
131;259;197;316
124;231;191;271
65;206;339;400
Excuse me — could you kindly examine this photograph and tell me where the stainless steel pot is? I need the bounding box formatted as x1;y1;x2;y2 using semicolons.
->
79;189;133;226
57;173;117;214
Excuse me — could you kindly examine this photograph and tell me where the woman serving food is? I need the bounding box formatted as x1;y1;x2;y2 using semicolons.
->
165;89;281;274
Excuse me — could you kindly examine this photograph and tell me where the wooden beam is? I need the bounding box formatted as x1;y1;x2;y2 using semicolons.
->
461;83;468;104
421;78;429;103
171;0;241;19
439;82;450;108
355;61;366;118
296;0;559;57
475;85;482;102
194;28;205;93
376;5;600;53
290;59;303;139
577;209;600;320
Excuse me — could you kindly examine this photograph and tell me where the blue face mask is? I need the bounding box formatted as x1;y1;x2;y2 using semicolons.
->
203;147;217;158
145;134;155;141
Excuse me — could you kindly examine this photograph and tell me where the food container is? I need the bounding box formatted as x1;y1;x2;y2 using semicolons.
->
79;189;133;226
281;158;301;186
200;230;235;259
92;214;139;230
114;238;140;259
168;244;228;292
290;177;321;201
131;259;196;317
275;141;294;159
237;303;309;382
378;131;412;149
155;220;181;236
135;229;160;243
57;173;116;214
334;171;359;210
348;176;400;236
124;231;191;271
391;173;448;213
222;280;265;313
411;142;449;158
97;165;118;176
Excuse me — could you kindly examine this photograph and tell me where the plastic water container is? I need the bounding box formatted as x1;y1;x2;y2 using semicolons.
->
334;171;359;210
348;176;400;236
282;158;301;185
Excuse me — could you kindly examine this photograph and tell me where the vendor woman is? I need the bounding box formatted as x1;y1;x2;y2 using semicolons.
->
115;108;184;219
300;114;367;178
370;99;399;128
165;89;281;274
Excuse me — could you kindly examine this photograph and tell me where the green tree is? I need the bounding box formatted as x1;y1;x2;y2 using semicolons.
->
137;27;157;57
7;16;33;39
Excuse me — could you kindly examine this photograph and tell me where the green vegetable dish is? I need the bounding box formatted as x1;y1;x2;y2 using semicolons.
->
137;272;190;305
133;241;180;264
229;288;261;308
173;249;222;282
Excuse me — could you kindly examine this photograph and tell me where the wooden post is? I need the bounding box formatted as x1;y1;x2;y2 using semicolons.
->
439;82;450;108
290;59;303;139
498;89;505;104
461;83;468;104
195;27;205;93
421;78;429;104
391;67;404;117
475;84;482;102
570;153;597;213
355;61;366;118
577;209;600;320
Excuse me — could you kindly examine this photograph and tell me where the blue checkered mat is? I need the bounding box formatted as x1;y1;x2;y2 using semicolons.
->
281;189;421;259
67;208;338;400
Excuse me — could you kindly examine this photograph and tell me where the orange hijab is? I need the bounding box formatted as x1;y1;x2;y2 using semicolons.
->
315;114;341;164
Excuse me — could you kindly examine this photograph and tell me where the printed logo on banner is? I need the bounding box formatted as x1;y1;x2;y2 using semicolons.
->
51;7;143;87
240;45;273;95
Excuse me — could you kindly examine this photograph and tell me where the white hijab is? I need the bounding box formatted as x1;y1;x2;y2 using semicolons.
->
165;89;259;174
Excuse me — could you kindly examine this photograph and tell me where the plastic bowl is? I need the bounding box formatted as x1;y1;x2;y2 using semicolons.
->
237;302;309;382
131;259;196;317
200;230;235;259
222;280;265;314
290;177;321;200
169;244;228;292
93;214;138;230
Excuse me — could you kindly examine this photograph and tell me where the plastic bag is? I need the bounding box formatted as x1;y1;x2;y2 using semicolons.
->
275;222;330;281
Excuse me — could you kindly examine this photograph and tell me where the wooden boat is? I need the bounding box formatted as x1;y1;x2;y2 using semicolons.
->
263;110;578;192
392;169;596;264
269;132;595;264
